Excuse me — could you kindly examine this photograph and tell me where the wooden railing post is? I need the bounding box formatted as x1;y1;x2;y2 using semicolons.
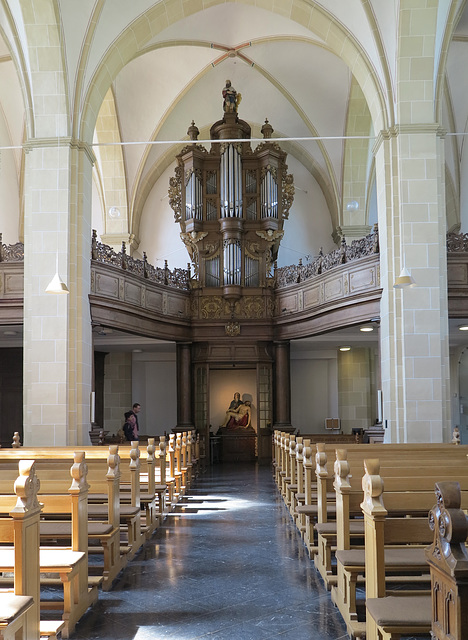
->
361;459;387;640
68;451;90;597
334;449;352;550
146;438;156;496
315;443;328;524
10;460;42;640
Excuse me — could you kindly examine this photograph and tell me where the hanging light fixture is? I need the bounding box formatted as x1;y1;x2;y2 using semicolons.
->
45;252;69;294
393;266;415;289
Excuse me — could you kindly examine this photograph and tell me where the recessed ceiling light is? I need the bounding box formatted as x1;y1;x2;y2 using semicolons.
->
459;326;468;331
339;346;351;352
132;349;143;353
3;330;17;336
360;326;374;332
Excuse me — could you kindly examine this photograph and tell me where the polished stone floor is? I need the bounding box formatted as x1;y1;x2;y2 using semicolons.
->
73;464;428;639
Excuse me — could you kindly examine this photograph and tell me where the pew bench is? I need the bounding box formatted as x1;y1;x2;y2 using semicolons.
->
0;446;146;562
0;451;128;587
0;594;34;640
361;460;434;640
331;475;468;638
311;444;468;587
0;453;100;638
0;460;66;640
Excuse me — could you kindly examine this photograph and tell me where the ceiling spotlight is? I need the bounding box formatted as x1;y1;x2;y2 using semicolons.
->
360;326;374;332
132;349;143;353
339;346;351;352
459;326;468;331
3;330;17;336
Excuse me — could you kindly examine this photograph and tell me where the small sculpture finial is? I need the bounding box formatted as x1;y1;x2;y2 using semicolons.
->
261;118;274;139
187;120;199;141
222;80;241;113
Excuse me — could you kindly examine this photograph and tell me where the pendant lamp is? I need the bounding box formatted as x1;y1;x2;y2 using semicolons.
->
45;252;69;294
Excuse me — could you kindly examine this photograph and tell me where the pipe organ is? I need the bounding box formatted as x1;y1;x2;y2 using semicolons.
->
169;82;294;302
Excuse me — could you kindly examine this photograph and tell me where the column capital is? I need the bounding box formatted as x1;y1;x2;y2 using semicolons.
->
23;136;96;165
373;123;446;154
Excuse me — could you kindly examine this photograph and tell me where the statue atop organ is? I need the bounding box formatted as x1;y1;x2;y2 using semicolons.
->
168;82;294;302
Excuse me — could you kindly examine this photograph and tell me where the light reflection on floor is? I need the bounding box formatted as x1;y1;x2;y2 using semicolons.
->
72;464;428;640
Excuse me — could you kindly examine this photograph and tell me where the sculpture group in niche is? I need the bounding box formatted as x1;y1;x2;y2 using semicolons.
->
218;392;253;431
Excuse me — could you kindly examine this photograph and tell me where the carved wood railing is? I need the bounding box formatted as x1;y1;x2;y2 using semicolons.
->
3;229;468;333
275;224;379;288
91;230;190;291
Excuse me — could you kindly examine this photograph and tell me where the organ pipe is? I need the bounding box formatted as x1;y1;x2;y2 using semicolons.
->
220;145;243;217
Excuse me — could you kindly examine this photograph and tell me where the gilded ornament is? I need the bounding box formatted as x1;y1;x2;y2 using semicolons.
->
200;296;223;319
225;321;241;336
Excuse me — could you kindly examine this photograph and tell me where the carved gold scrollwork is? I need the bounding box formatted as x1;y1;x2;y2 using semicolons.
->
179;144;208;157
241;296;264;319
203;242;220;258
185;168;192;186
200;296;223;319
245;242;261;258
281;173;294;220
266;297;275;317
225;321;240;336
190;297;199;318
168;164;183;222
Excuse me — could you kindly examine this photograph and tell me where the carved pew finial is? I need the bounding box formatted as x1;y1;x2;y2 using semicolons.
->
426;481;468;640
360;459;387;516
107;445;121;479
334;449;351;492
426;481;468;567
69;451;89;492
12;460;41;513
12;431;21;448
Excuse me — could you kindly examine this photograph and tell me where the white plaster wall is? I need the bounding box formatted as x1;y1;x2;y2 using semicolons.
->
0;113;20;244
132;348;177;436
460;142;468;233
276;157;336;267
209;369;257;432
91;176;105;240
291;350;338;433
137;163;189;269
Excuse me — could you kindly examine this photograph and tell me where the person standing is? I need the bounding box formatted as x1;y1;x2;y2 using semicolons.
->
132;403;141;432
123;411;138;441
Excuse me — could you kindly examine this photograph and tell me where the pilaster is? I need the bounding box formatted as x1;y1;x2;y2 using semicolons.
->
375;125;450;442
22;139;93;445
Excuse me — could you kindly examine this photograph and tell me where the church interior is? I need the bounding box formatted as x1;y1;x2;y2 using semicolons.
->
1;0;468;638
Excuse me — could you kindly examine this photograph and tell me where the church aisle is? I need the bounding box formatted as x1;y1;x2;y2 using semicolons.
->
72;464;420;639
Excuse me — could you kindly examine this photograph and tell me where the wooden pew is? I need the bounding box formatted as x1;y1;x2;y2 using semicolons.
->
332;458;468;639
295;442;337;556
305;443;468;575
0;460;64;640
38;447;127;588
362;460;432;640
0;446;137;573
0;453;99;639
425;481;468;640
0;442;164;554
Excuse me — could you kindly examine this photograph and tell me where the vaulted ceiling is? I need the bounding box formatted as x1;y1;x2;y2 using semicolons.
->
1;0;468;269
